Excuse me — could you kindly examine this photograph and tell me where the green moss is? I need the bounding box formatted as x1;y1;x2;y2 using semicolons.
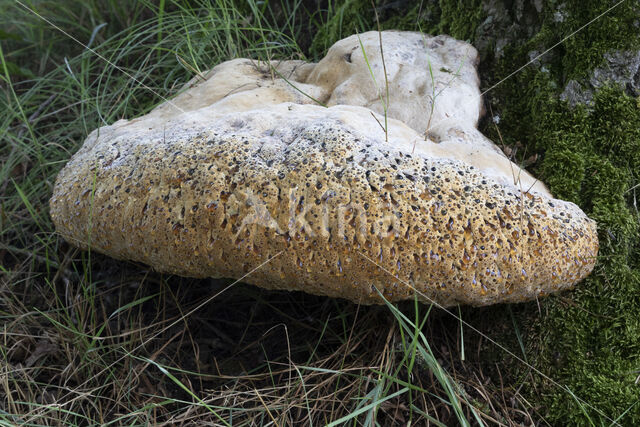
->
550;2;640;81
431;0;485;41
540;148;585;203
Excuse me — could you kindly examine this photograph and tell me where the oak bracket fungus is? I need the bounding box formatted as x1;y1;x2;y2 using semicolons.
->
50;31;598;306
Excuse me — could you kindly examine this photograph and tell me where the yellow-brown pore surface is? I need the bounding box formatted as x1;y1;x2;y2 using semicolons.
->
50;109;598;306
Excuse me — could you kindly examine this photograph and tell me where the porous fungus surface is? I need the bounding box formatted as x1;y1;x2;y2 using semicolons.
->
50;31;598;306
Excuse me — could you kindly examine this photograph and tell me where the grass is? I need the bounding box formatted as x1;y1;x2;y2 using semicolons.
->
1;0;638;425
356;31;389;141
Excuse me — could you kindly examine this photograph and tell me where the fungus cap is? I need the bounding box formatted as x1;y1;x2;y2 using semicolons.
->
50;31;598;306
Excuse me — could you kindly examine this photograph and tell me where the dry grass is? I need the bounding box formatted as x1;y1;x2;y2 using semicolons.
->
2;250;540;424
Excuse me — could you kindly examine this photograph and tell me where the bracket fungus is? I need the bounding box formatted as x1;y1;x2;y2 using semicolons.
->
50;31;598;306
